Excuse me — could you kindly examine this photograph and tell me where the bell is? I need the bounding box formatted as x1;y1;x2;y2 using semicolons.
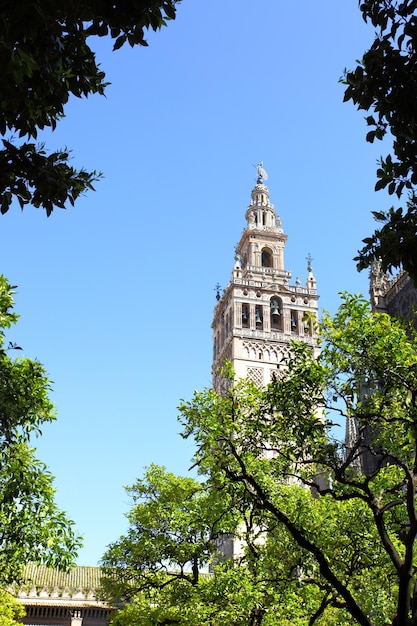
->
271;305;281;316
291;316;297;329
242;308;249;321
255;310;263;324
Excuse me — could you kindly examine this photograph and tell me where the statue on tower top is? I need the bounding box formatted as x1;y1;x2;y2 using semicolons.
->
255;162;268;184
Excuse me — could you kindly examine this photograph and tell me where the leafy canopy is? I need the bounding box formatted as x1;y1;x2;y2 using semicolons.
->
103;294;417;626
0;591;25;626
102;466;367;626
181;295;417;625
0;0;180;215
344;1;417;283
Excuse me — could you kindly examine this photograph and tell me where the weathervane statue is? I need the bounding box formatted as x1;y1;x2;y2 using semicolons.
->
254;162;268;184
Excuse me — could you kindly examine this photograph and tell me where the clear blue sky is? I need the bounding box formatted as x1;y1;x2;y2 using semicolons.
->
0;1;393;565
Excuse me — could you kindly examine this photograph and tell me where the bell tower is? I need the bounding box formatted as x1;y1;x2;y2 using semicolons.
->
212;165;319;389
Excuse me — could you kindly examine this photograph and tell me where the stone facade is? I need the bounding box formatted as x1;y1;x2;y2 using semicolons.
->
370;261;417;322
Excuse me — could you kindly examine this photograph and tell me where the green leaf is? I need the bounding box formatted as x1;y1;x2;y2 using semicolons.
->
375;179;387;191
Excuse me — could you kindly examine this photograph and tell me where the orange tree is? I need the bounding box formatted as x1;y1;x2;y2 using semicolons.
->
180;295;417;626
102;295;417;625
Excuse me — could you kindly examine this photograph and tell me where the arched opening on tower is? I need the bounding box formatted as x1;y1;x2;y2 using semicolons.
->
242;304;249;328
261;247;272;268
290;309;299;334
270;297;283;331
255;305;263;330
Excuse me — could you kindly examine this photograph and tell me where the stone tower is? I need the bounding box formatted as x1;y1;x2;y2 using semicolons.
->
212;166;319;390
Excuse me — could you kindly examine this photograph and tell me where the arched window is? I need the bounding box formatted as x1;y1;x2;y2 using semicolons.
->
255;305;263;329
270;297;283;330
290;309;298;333
242;304;249;328
261;247;272;267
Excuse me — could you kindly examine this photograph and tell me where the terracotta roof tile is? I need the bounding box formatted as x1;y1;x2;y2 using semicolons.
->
22;564;102;591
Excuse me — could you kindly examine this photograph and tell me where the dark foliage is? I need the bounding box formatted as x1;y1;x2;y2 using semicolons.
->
0;0;180;215
344;1;417;283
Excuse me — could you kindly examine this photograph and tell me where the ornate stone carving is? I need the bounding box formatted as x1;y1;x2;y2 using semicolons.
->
247;367;264;386
369;259;391;309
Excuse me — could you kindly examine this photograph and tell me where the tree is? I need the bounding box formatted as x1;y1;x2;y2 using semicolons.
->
101;466;346;626
100;465;253;625
344;1;417;283
101;464;230;595
102;473;391;625
178;294;417;626
100;457;393;625
103;296;417;625
0;0;181;215
0;275;81;585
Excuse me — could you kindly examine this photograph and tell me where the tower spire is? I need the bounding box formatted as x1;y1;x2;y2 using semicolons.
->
255;162;268;184
212;167;319;395
306;253;317;290
245;166;283;236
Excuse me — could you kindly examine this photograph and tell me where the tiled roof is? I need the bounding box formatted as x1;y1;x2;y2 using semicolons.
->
22;564;102;591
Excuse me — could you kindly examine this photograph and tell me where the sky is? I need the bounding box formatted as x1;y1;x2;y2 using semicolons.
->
0;1;395;565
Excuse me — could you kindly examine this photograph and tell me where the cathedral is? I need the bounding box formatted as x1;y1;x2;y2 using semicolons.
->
212;165;319;390
370;261;417;320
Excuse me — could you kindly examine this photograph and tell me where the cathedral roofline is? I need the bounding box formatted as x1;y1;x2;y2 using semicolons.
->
13;564;111;612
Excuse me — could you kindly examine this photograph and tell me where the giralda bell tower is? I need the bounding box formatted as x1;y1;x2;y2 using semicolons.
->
212;165;319;389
